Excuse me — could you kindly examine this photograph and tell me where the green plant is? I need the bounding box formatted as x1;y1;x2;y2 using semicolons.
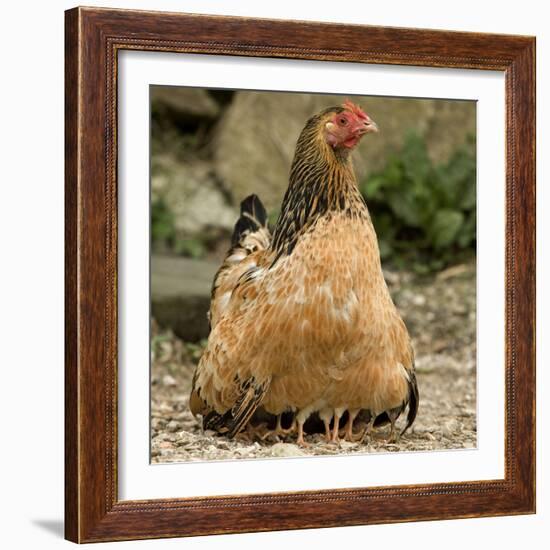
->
360;132;476;273
151;198;208;259
151;198;176;246
173;237;207;259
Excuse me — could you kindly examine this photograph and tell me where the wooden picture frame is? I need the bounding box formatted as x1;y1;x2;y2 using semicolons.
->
65;6;536;543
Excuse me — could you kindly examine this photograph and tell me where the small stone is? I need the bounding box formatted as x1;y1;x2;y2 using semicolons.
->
151;418;167;431
269;443;307;457
234;445;257;456
339;441;359;450
162;374;177;387
166;420;181;432
442;419;461;437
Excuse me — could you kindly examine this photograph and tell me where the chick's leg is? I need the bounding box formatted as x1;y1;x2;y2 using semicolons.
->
319;408;333;443
386;408;401;443
259;413;296;442
360;415;376;444
296;420;308;447
295;409;311;447
342;409;361;442
331;408;346;443
387;421;397;443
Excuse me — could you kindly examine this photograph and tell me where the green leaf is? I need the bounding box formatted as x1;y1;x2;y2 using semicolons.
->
385;191;417;227
430;209;465;249
175;238;206;259
412;261;431;275
151;199;175;244
362;175;386;199
401;132;431;185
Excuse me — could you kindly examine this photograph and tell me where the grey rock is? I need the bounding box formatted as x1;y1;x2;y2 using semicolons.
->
152;255;218;342
152;158;237;236
151;86;220;122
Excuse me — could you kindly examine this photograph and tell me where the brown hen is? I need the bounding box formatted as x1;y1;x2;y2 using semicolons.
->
190;100;418;445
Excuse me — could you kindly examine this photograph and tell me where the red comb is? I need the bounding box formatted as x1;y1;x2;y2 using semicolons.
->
342;100;369;120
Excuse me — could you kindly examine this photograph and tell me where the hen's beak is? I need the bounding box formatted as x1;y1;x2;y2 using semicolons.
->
362;117;379;134
354;117;378;137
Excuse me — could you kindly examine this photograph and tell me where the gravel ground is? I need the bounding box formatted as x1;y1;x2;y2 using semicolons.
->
151;261;476;463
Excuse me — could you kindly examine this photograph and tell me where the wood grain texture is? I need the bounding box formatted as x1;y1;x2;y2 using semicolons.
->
64;7;79;543
64;6;536;543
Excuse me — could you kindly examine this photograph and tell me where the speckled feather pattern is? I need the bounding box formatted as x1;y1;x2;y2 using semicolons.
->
190;105;417;437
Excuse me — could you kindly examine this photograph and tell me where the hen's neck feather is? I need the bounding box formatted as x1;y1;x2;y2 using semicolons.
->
270;116;369;261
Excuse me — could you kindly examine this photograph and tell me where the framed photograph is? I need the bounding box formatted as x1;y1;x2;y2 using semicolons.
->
65;7;535;543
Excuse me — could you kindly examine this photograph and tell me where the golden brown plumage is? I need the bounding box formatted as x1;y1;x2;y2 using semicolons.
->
190;101;418;444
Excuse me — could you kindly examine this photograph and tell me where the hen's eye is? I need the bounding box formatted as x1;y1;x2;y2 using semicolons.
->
340;117;348;125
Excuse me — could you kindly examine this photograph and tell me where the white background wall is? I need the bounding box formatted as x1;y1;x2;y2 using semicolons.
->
0;1;546;548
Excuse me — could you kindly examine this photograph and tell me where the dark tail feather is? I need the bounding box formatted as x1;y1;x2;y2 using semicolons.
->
231;194;268;247
226;377;269;438
203;376;269;439
203;409;232;434
401;371;419;436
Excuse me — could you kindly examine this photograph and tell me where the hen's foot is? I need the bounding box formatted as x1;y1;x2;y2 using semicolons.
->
235;422;270;442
